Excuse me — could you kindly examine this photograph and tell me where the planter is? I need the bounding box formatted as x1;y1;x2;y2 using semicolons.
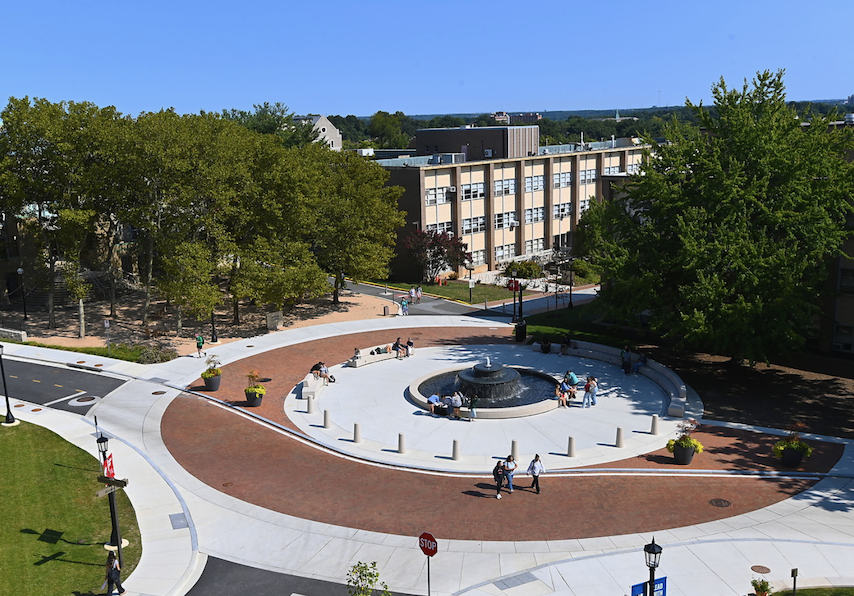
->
673;444;695;465
203;375;221;391
781;447;805;468
245;390;263;407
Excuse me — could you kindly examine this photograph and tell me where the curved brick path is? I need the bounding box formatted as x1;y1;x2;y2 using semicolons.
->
161;327;843;542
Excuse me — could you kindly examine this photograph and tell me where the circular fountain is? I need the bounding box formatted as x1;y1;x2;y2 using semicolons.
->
456;357;522;402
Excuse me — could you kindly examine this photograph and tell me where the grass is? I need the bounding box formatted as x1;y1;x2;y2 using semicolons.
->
524;302;640;348
370;279;529;304
0;421;141;596
2;338;171;364
776;589;854;596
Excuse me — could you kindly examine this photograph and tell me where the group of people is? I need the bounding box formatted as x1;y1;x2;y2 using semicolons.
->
427;391;474;420
492;454;545;498
554;369;598;408
392;337;414;359
400;285;423;316
620;346;648;376
309;362;334;384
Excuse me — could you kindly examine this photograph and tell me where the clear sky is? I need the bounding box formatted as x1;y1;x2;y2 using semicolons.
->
2;0;848;119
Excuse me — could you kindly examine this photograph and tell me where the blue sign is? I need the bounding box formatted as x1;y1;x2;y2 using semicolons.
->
631;577;666;596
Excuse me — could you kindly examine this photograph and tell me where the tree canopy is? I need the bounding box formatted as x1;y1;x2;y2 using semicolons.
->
403;230;469;283
578;70;854;363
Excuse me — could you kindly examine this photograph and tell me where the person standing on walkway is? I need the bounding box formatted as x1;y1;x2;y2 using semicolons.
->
195;334;205;358
406;337;414;357
105;551;126;595
468;393;478;422
493;459;505;499
582;377;593;408
504;455;517;493
409;286;416;304
589;376;599;406
527;454;545;494
416;285;422;304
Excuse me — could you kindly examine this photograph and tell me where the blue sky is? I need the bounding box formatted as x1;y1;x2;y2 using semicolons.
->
2;0;848;118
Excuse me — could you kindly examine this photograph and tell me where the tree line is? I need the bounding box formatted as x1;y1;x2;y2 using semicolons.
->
0;98;406;333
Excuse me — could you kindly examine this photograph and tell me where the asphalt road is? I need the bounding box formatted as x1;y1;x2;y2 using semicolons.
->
0;358;126;414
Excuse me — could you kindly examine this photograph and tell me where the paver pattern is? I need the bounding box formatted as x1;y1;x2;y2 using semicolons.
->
163;327;842;542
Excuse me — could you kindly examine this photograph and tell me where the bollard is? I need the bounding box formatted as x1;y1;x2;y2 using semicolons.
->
398;433;406;454
567;436;575;457
616;427;624;448
650;414;659;436
353;423;361;443
452;439;460;461
383;305;389;316
484;300;488;311
323;409;330;429
511;440;519;462
307;395;315;415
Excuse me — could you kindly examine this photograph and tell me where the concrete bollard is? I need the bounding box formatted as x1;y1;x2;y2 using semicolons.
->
353;423;361;443
511;440;519;462
651;414;659;436
398;433;406;454
383;305;389;316
567;436;575;457
452;439;460;461
323;409;331;429
307;395;315;415
616;427;624;448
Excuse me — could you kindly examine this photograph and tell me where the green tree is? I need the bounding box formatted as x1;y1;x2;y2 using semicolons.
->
368;111;410;148
221;102;319;148
346;561;390;596
578;70;854;363
404;229;470;282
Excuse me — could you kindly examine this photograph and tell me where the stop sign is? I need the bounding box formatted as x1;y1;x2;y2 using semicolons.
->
419;531;437;557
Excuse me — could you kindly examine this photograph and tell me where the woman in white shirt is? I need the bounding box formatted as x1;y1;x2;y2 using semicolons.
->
504;455;518;493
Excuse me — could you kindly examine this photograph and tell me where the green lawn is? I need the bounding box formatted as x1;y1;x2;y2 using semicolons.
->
776;589;854;596
524;303;640;348
0;421;141;596
371;279;529;304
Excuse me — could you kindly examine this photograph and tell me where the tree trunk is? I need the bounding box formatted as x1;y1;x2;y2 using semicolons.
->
230;257;240;325
142;234;154;326
176;305;183;335
78;298;85;338
47;257;57;329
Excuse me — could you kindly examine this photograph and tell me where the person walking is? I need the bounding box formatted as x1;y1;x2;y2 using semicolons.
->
589;376;599;406
104;551;126;595
527;454;545;494
468;393;478;422
582;377;593;408
504;455;517;493
401;298;409;315
493;459;505;499
195;333;205;358
416;285;422;304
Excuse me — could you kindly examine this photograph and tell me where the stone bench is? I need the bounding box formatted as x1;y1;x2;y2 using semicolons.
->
348;347;403;367
0;328;27;342
301;373;327;400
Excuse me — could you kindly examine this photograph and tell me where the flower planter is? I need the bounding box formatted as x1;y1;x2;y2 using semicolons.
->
781;447;805;468
673;444;695;465
245;390;263;407
203;375;221;392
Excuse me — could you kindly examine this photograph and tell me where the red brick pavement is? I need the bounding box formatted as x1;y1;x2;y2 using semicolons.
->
162;327;843;542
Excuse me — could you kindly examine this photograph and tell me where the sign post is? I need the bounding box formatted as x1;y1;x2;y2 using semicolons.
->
419;531;437;596
632;577;666;596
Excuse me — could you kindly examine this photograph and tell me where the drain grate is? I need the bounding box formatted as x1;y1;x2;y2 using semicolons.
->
751;565;771;574
710;498;732;508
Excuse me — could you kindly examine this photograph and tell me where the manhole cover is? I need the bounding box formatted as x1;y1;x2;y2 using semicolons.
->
152;391;166;395
77;361;86;364
246;345;254;348
94;363;103;367
751;565;771;574
31;408;42;412
222;482;233;487
77;397;96;402
710;499;731;508
14;404;24;408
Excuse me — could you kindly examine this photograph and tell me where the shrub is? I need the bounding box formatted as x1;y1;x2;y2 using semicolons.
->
136;344;179;364
503;260;542;279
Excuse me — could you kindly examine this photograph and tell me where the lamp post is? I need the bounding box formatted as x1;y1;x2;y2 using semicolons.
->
511;269;518;323
1;345;19;426
16;267;28;320
568;258;575;309
643;537;662;596
210;311;218;343
96;432;124;568
517;273;524;321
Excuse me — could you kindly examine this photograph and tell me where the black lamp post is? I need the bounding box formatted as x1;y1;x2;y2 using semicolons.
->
511;269;518;323
643;537;662;596
210;311;218;343
16;267;28;320
1;345;18;426
96;432;124;568
568;258;575;309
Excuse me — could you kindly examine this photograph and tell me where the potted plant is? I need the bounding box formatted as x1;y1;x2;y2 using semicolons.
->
666;418;704;465
201;355;222;391
773;422;813;468
751;577;772;596
244;370;266;407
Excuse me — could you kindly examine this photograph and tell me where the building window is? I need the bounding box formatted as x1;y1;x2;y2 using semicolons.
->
494;179;516;196
834;325;853;352
579;169;597;184
603;166;621;175
553;203;572;219
494;211;518;230
426;221;453;235
524;207;545;223
525;238;545;254
470;249;486;265
495;243;516;262
579;197;591;213
462;216;486;233
461;182;485;201
524;175;544;192
425;187;451;206
627;163;641;174
553;172;572;188
840;269;854;294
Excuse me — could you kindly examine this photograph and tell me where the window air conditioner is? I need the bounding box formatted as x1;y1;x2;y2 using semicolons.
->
448;186;456;192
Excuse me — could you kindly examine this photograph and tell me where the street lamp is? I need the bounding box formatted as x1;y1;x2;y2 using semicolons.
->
511;269;518;323
1;345;19;427
95;431;124;567
16;267;28;320
643;537;662;596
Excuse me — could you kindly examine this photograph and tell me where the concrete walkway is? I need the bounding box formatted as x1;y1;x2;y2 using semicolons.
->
3;312;854;596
